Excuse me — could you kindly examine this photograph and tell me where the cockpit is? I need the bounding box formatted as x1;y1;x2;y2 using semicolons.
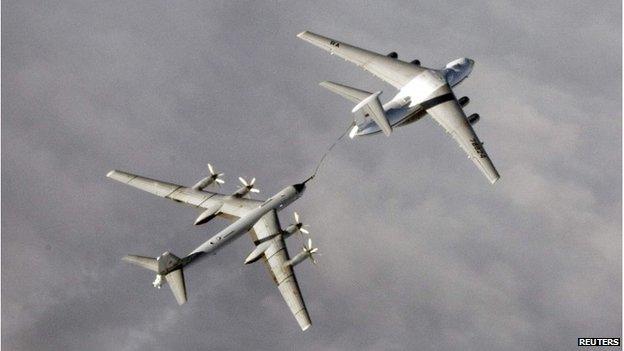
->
443;58;474;87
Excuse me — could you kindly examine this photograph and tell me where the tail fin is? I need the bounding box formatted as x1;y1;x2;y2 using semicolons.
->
320;81;392;136
122;253;188;305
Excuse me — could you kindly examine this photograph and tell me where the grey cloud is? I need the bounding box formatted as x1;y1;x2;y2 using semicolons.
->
2;0;620;350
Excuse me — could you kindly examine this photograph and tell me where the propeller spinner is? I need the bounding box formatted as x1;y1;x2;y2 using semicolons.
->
236;177;260;197
192;163;225;190
285;212;310;237
304;238;320;265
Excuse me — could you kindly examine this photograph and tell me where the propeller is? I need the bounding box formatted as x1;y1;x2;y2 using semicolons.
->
238;177;260;196
293;212;310;235
284;212;311;239
208;163;225;186
304;238;320;265
192;163;225;190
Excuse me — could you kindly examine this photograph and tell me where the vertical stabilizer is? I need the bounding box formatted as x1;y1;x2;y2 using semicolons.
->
122;252;188;305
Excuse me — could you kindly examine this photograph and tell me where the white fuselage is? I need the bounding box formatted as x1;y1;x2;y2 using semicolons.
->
356;58;474;135
188;184;304;258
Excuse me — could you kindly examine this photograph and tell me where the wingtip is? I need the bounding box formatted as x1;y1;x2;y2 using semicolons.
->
106;170;117;178
296;30;308;38
301;323;311;331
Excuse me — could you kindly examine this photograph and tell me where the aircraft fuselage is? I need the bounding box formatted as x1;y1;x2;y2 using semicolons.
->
178;183;306;270
355;58;474;136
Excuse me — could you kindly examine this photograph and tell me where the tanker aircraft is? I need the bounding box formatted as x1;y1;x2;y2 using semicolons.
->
297;31;500;184
107;164;318;331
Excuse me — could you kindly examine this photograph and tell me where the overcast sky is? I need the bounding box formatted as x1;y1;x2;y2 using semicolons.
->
2;1;621;350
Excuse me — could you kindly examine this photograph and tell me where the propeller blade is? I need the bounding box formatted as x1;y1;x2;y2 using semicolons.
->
310;248;319;254
300;228;309;235
238;177;248;186
307;238;312;249
250;178;256;186
250;188;260;193
215;178;225;184
294;212;300;223
208;163;215;175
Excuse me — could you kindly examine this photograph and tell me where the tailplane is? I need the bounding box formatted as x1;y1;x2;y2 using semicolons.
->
123;252;188;305
320;81;392;136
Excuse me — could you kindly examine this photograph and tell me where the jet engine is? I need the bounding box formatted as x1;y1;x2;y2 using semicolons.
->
467;113;480;125
387;52;398;58
410;59;421;65
458;96;470;107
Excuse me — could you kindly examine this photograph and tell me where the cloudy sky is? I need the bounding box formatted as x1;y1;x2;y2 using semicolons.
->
2;1;621;350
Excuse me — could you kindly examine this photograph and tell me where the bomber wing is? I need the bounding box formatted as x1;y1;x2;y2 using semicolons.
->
420;86;500;184
297;31;423;89
107;170;312;329
250;211;312;331
106;170;259;220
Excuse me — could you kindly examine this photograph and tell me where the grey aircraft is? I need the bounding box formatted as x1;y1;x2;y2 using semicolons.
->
107;165;318;331
297;31;500;184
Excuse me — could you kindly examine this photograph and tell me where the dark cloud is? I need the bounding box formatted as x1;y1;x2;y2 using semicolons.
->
2;1;620;350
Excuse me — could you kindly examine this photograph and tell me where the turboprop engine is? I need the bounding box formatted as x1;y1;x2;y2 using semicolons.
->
283;239;319;268
244;212;310;265
232;177;260;198
192;163;224;190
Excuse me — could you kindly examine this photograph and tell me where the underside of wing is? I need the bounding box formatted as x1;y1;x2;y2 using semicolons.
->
298;31;423;89
422;86;500;184
106;170;259;220
165;268;187;305
250;211;312;331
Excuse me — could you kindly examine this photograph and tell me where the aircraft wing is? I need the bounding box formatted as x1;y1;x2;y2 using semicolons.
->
297;31;423;89
422;86;500;184
251;211;312;331
108;170;312;329
106;170;259;219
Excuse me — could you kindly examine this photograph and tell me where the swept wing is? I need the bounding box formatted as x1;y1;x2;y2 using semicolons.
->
297;31;423;89
107;170;311;329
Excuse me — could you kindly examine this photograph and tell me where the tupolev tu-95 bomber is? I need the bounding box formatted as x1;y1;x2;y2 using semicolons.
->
107;165;318;331
297;31;500;184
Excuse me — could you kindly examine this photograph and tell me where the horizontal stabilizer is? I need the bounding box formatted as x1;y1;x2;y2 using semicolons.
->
166;268;187;305
352;91;392;136
122;255;158;272
319;81;372;103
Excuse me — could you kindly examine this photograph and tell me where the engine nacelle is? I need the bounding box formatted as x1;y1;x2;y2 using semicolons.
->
283;249;312;268
467;113;480;125
458;96;470;107
410;59;421;65
387;52;398;58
